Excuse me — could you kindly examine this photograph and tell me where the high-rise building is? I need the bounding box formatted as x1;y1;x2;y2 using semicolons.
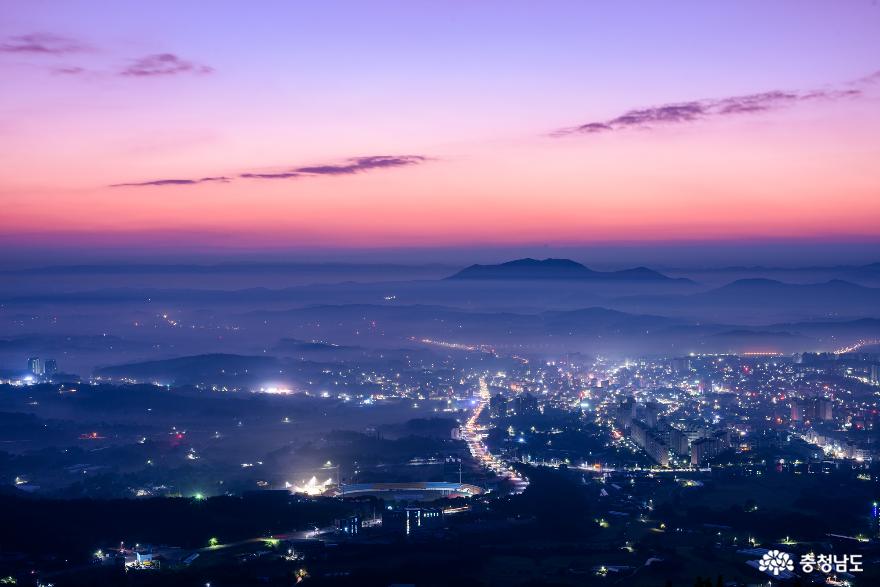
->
671;357;692;374
816;397;833;421
644;401;661;428
792;397;833;423
630;420;669;466
690;437;721;466
617;397;636;429
43;359;57;378
382;507;443;536
489;393;507;418
790;399;803;422
27;357;42;376
871;364;880;385
713;429;733;449
666;426;690;457
513;393;538;416
335;515;362;535
872;502;880;538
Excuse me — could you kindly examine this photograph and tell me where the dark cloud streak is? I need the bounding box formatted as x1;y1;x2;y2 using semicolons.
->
293;155;426;176
553;81;866;137
111;156;427;188
120;53;213;77
239;172;303;180
110;176;231;188
0;33;87;55
3;33;215;80
240;155;427;180
51;66;86;75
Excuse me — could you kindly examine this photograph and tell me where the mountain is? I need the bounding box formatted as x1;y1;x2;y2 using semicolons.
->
710;329;802;339
448;258;596;280
447;258;689;282
841;262;880;283
273;338;360;353
770;317;880;330
0;334;152;352
95;353;281;385
613;278;880;322
272;338;364;357
646;261;880;289
541;307;680;334
694;278;879;306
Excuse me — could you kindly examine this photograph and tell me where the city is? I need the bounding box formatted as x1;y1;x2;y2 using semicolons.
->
2;1;880;586
2;331;880;585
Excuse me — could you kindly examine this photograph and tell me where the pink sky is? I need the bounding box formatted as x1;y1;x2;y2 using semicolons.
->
2;1;879;249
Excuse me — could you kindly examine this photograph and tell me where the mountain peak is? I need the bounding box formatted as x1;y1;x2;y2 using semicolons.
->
501;258;587;268
447;258;683;282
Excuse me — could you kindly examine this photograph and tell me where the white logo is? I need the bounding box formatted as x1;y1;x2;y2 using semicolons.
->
759;550;794;575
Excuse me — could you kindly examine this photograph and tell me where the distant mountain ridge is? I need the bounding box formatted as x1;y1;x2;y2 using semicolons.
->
95;353;281;385
696;278;877;302
612;277;880;321
447;258;690;282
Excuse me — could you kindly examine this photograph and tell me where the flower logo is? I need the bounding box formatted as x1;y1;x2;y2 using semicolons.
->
759;550;794;575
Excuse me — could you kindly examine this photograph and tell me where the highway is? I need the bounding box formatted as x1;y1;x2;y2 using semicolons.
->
462;378;529;493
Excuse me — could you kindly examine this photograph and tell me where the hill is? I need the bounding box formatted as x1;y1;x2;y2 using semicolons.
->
95;353;281;385
447;258;688;282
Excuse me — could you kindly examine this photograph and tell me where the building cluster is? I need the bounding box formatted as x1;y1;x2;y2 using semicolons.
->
27;356;58;380
614;396;735;467
382;507;444;536
791;396;834;423
489;391;539;418
469;349;880;472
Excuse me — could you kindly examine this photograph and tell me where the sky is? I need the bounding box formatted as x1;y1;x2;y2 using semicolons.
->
2;1;880;263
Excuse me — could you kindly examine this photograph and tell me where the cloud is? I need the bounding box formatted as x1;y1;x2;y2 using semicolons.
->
293;155;426;176
110;155;427;187
609;101;707;126
552;80;867;137
110;176;231;187
120;53;213;77
711;92;789;115
239;172;303;180
239;155;426;180
3;34;216;80
50;66;86;75
852;69;880;86
0;33;87;55
573;122;613;134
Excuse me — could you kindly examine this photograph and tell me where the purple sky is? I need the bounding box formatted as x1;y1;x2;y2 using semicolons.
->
2;1;879;265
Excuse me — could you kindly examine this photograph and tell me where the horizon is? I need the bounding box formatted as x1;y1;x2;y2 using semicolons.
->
3;239;880;270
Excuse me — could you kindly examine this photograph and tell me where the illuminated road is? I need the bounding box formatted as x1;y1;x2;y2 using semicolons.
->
194;526;333;554
833;338;880;355
462;378;528;493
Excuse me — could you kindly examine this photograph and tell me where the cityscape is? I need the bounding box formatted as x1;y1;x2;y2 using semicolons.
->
3;279;880;586
2;1;880;586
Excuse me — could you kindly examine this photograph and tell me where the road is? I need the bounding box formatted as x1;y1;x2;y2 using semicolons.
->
462;377;528;493
195;525;334;554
